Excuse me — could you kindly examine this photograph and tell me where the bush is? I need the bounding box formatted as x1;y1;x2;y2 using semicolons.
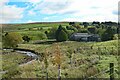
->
22;35;31;42
37;32;47;40
3;32;23;48
113;34;118;40
2;67;21;78
86;66;98;77
88;27;97;34
66;26;78;32
78;29;89;33
66;30;74;39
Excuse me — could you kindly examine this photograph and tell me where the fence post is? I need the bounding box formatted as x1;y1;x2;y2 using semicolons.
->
112;47;113;55
110;63;114;80
98;47;101;60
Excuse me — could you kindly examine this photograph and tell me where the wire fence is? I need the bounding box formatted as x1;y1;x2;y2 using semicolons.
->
88;64;118;79
1;46;119;78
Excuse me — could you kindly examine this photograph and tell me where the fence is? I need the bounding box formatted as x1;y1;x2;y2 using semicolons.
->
1;46;118;79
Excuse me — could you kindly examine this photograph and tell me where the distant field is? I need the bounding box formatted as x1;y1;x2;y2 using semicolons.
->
16;31;47;41
2;22;70;32
2;22;70;41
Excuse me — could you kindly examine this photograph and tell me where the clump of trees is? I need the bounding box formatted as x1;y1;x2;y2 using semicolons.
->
87;27;97;34
47;27;57;39
46;21;118;42
101;26;117;41
3;32;23;48
83;22;89;28
22;35;30;42
55;25;68;42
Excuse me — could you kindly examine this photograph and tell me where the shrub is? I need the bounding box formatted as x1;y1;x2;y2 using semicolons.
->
88;27;97;34
22;35;31;42
2;67;21;78
3;32;23;48
113;34;118;40
37;32;47;40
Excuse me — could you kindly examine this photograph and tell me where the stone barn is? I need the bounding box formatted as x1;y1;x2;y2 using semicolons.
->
70;33;101;42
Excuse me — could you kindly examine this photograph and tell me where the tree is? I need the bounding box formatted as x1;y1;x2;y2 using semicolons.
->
83;22;89;28
69;22;75;25
55;25;62;39
78;29;89;33
55;25;68;42
97;28;106;38
88;27;97;34
45;31;48;35
22;35;30;42
53;44;62;80
73;25;81;29
66;30;74;39
92;21;100;25
95;24;100;28
66;26;78;32
48;27;57;39
101;27;116;41
57;30;68;42
29;28;33;30
66;26;69;30
3;32;23;48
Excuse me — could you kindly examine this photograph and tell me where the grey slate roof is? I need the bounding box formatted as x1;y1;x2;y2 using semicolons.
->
72;33;92;38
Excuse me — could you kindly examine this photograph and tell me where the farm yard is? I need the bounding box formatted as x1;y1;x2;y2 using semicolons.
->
1;22;119;79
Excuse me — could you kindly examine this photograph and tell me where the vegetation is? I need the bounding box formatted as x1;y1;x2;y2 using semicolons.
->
1;21;118;79
2;32;23;48
53;44;63;79
55;25;68;42
22;35;31;42
1;51;31;71
2;21;118;41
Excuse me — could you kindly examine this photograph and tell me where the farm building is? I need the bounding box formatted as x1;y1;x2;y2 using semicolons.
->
70;33;101;42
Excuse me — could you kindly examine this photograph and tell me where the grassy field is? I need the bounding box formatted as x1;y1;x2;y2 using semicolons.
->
1;51;31;71
2;22;70;41
1;40;118;78
2;22;69;32
1;22;119;79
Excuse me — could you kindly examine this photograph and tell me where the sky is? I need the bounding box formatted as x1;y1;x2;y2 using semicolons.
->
0;0;119;23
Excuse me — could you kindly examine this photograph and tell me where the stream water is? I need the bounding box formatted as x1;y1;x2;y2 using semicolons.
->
16;50;38;59
0;49;39;74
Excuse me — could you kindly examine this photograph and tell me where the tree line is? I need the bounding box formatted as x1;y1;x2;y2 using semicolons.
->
2;21;119;48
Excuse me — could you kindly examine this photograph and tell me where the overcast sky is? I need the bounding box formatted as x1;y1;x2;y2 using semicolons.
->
0;0;119;23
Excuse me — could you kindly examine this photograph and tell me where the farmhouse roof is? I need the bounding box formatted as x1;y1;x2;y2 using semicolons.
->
72;33;92;37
